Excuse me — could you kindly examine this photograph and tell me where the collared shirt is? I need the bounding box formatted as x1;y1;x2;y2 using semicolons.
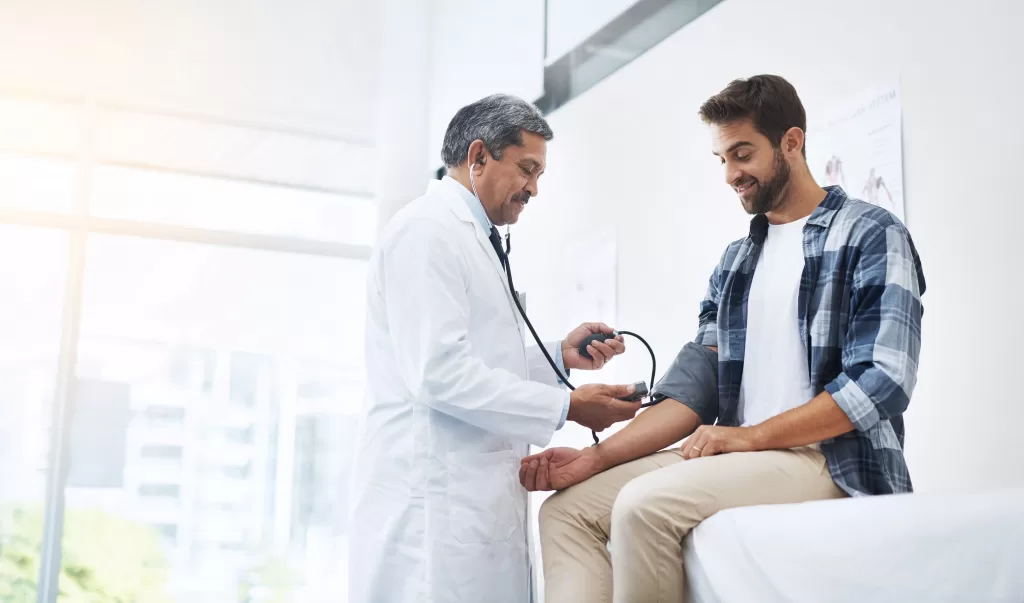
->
442;176;572;430
695;186;926;496
445;175;494;231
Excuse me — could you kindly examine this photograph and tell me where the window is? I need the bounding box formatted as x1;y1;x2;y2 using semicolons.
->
291;414;357;555
90;165;377;245
229;351;275;409
66;234;367;602
140;445;185;460
224;426;254;445
0;153;76;212
0;224;66;598
0;96;81;157
168;346;217;393
219;464;251;480
156;523;178;544
139;484;181;498
144;406;186;423
0;94;371;603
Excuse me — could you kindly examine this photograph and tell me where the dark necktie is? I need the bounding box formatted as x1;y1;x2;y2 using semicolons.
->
487;226;507;269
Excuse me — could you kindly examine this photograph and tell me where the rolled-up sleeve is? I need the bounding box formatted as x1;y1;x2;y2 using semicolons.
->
651;342;719;425
824;223;925;432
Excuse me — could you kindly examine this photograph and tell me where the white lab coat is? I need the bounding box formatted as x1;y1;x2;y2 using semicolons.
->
349;177;567;603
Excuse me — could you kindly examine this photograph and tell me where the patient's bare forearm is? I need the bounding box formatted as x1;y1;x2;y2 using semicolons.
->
593;399;701;472
752;390;855;449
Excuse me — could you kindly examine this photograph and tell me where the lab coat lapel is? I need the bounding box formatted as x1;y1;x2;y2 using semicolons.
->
473;224;509;282
433;182;522;314
471;219;527;330
467;221;532;366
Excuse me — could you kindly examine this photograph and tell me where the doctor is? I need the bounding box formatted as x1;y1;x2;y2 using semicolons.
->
349;93;640;603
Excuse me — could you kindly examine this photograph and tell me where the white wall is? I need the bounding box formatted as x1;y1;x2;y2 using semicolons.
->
375;0;433;228
545;0;636;61
426;0;546;170
0;0;378;142
0;0;380;195
513;0;1024;493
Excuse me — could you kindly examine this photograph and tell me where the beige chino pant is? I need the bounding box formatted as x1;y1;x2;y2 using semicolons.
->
538;446;846;603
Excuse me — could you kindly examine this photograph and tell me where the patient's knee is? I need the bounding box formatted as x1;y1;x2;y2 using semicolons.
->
610;478;651;528
611;474;702;538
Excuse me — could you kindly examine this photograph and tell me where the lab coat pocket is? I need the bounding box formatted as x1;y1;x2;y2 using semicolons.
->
446;449;518;544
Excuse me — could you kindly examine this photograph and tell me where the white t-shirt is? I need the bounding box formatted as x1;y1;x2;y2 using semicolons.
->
739;216;815;427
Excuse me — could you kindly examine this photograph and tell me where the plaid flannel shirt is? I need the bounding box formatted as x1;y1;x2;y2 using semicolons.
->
695;186;926;497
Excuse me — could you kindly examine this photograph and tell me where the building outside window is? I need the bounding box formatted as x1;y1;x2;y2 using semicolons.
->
0;93;374;603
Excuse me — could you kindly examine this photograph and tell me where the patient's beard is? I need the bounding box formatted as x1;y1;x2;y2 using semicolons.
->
748;148;791;215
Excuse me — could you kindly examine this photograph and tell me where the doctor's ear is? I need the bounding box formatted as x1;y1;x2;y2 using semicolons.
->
468;155;487;178
466;140;489;173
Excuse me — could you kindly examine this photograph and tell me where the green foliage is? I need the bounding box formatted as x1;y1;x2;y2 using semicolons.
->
0;505;173;603
1;505;306;603
237;554;300;603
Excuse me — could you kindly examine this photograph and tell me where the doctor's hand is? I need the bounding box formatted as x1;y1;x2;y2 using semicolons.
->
520;447;602;492
562;322;625;370
567;383;639;431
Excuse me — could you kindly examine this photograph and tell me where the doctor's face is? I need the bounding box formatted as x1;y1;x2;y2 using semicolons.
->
474;131;546;226
710;118;792;215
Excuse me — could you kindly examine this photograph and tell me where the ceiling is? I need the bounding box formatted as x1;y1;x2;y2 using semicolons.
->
0;0;380;143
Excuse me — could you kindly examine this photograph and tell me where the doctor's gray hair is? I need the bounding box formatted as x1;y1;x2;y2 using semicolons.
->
441;94;553;168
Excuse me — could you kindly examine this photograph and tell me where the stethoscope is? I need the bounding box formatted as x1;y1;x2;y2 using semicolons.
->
490;223;661;445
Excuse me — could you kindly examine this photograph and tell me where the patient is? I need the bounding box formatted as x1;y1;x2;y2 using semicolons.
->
520;75;926;603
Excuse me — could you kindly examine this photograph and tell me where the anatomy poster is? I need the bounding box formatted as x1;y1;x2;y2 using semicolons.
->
811;81;906;222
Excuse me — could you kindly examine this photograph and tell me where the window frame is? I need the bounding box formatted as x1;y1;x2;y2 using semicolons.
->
0;92;374;603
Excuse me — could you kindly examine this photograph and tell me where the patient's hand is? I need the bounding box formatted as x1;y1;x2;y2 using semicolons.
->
681;424;760;460
519;447;601;491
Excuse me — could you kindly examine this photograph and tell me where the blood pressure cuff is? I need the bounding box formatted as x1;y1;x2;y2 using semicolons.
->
650;342;719;425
